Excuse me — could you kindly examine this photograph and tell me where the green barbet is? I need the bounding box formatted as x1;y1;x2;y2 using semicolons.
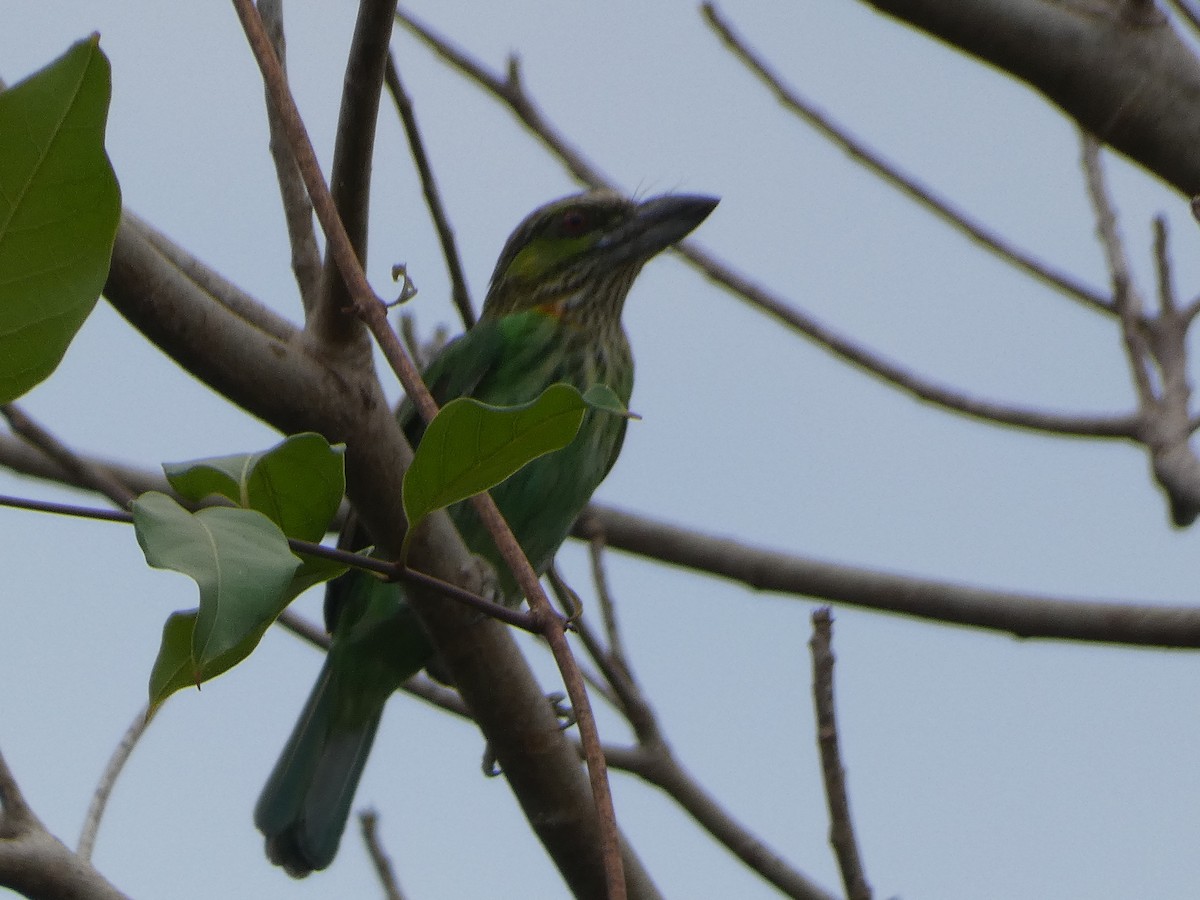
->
254;190;718;876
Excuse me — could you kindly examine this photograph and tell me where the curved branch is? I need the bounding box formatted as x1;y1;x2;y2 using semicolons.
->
0;748;131;900
701;2;1113;317
579;504;1200;648
856;0;1200;196
677;246;1140;437
78;706;151;862
393;9;1140;440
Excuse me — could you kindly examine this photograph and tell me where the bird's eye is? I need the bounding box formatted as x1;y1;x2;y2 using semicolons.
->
560;208;588;236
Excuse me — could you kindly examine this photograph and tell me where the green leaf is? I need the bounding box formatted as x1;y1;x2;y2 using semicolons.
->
164;432;345;542
134;492;301;705
0;37;121;403
402;382;591;540
581;383;640;420
147;609;277;709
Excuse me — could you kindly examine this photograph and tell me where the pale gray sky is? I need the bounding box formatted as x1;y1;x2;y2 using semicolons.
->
3;4;1199;898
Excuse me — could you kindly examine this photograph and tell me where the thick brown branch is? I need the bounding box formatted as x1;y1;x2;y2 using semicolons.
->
856;0;1200;196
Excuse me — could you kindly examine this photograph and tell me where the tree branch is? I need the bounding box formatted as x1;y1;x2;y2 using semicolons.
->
0;748;131;900
78;706;152;863
393;8;1141;440
258;0;323;312
384;51;476;328
701;2;1113;316
306;0;398;347
855;0;1200;196
580;504;1200;648
809;610;871;900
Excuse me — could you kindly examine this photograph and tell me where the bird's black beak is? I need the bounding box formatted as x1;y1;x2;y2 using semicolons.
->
603;193;719;264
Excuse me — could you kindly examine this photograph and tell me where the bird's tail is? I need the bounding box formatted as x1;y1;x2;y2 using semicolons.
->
254;654;383;878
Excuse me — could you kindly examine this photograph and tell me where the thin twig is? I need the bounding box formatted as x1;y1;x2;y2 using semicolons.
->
546;569;623;711
78;704;152;862
384;51;476;328
585;524;630;667
1;405;136;507
701;3;1111;315
258;0;322;311
1153;216;1180;319
358;810;408;900
393;8;1139;441
1081;133;1200;523
608;741;837;900
0;491;541;632
809;609;871;900
1080;132;1155;404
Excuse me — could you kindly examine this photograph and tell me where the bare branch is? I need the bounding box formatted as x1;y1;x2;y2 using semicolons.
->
384;52;476;328
855;0;1200;197
7;428;1200;649
610;744;838;900
1080;133;1156;403
1081;134;1200;523
394;8;1140;440
585;523;631;667
1;405;136;507
809;610;872;900
258;0;323;311
358;810;408;900
701;2;1113;316
580;504;1200;648
78;705;152;862
0;748;132;900
571;568;832;899
680;247;1139;437
395;9;611;187
134;211;297;342
306;0;399;346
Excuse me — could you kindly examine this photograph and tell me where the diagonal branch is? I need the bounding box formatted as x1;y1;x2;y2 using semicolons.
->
384;51;476;328
393;8;1140;440
854;0;1200;197
0;747;132;900
701;2;1113;316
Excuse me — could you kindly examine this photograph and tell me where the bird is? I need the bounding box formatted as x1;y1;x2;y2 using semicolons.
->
254;189;718;876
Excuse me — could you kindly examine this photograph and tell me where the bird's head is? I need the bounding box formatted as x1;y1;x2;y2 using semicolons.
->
481;190;718;328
